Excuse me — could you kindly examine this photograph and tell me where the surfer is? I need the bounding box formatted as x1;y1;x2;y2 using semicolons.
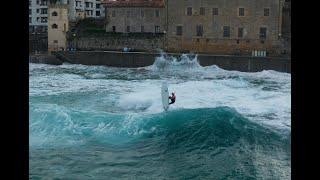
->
169;92;176;105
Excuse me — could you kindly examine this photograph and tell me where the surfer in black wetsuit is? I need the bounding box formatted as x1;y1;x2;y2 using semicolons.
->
169;92;176;105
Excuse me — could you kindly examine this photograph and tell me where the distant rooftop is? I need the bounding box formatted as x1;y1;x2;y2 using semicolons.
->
102;0;165;8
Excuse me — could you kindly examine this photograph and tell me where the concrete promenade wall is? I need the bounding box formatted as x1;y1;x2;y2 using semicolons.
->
55;51;291;73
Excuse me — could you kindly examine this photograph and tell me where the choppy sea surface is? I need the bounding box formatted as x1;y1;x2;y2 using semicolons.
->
29;54;291;179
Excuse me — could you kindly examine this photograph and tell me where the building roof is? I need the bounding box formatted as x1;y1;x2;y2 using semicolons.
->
102;0;165;8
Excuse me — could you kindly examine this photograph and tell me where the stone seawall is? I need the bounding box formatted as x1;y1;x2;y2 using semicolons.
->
54;51;290;73
29;54;63;65
71;34;165;52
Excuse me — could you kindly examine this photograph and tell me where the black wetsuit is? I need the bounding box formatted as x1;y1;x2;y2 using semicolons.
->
169;95;176;104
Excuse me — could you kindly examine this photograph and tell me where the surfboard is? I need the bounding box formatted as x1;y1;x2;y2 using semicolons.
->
161;82;169;111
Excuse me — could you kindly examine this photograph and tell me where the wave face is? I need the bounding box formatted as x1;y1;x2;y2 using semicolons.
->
29;53;291;179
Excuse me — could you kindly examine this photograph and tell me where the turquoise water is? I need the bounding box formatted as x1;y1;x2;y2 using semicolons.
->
29;55;291;179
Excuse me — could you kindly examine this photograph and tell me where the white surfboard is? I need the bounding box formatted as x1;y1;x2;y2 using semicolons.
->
161;82;169;111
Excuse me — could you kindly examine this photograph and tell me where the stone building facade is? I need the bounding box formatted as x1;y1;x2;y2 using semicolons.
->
72;35;165;51
102;0;290;56
104;0;166;34
48;4;69;52
166;0;283;56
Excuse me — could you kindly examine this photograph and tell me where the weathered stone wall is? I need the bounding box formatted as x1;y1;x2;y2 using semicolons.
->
279;1;290;56
166;0;283;56
29;33;48;54
105;7;166;33
281;1;291;38
99;0;291;56
55;51;291;73
71;34;165;51
29;54;63;65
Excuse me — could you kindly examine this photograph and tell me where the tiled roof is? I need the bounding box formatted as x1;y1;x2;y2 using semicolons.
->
102;0;165;8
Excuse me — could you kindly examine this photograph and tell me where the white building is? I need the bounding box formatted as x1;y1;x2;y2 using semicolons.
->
29;0;105;32
29;0;49;32
68;0;105;21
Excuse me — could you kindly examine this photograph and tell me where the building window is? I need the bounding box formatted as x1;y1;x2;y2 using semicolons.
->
212;8;219;15
112;26;116;32
239;8;245;16
96;11;100;16
52;11;58;16
36;0;39;5
155;26;160;33
85;2;90;8
187;7;192;16
176;26;182;36
63;23;66;32
127;26;130;33
112;10;115;17
37;9;40;13
29;1;31;6
36;17;40;22
141;26;144;32
41;8;48;15
260;27;267;39
264;8;270;16
29;17;32;23
223;26;230;37
41;17;47;23
196;25;203;36
200;7;205;15
127;11;130;18
40;0;47;6
52;24;58;29
53;40;58;43
29;9;32;15
96;4;100;9
141;10;144;18
238;27;243;38
155;10;160;17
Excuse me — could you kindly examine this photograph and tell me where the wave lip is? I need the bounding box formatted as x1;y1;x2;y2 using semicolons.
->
30;105;290;148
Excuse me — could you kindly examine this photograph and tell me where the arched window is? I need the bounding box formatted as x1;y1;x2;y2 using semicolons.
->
52;24;58;29
52;11;58;16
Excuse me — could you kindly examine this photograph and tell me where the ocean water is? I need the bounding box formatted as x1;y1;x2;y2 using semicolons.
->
29;54;291;179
